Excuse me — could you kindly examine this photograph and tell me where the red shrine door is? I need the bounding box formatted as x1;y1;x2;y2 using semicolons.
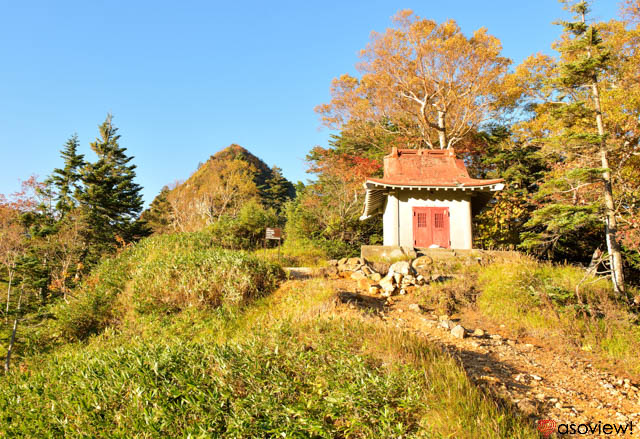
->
412;207;450;248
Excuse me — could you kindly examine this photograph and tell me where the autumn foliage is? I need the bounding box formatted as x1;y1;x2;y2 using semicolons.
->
142;144;295;235
316;10;511;150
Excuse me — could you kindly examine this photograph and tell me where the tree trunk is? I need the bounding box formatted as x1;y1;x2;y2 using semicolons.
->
587;247;602;275
5;268;13;323
4;286;23;373
591;81;625;294
437;111;447;149
580;11;625;294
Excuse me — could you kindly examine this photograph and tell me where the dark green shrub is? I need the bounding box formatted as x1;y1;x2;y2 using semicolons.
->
207;201;279;250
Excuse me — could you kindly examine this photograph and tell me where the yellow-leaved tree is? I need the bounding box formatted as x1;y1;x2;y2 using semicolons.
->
506;1;640;293
316;10;512;149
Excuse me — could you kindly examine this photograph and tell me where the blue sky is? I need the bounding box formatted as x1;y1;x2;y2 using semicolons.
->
0;0;619;206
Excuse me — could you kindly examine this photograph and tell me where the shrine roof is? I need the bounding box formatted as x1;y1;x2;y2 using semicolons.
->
367;147;504;188
360;148;504;220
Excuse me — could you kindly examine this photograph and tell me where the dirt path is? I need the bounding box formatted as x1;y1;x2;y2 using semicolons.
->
332;279;640;436
284;267;318;280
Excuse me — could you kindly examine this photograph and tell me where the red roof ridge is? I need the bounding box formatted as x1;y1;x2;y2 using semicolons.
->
360;147;505;220
387;147;456;157
373;146;501;187
366;176;504;188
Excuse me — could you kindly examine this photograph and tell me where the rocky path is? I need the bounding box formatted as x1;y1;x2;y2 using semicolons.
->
334;279;640;436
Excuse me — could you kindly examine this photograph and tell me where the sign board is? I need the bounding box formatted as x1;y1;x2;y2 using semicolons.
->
265;227;282;240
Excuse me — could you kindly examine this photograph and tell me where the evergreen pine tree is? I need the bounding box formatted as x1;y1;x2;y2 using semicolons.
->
547;0;625;292
140;186;172;234
79;114;145;255
471;126;549;250
50;134;85;216
263;166;294;213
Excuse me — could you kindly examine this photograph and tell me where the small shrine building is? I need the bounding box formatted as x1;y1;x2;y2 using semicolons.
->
360;148;504;249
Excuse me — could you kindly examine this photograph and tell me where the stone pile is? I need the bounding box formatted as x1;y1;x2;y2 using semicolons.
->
326;256;438;297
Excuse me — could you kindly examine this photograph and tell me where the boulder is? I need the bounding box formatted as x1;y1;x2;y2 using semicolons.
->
379;276;396;295
357;278;373;291
402;248;418;259
472;328;485;337
370;272;382;282
451;325;466;339
369;285;381;295
324;266;339;278
338;258;348;265
393;273;403;284
370;262;390;276
389;260;412;275
347;257;364;266
411;256;433;274
439;319;454;330
350;271;366;281
327;259;339;267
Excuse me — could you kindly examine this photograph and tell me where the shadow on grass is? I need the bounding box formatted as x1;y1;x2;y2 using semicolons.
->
337;290;388;313
334;286;545;422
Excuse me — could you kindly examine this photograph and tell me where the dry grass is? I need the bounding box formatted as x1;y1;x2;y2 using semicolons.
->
475;256;640;376
255;244;329;267
409;253;640;376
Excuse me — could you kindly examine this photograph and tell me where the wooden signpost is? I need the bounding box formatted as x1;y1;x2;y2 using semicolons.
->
264;227;282;261
265;227;282;240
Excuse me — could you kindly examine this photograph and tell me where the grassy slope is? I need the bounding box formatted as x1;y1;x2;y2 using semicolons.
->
476;258;640;375
415;253;640;377
255;245;328;268
0;237;538;437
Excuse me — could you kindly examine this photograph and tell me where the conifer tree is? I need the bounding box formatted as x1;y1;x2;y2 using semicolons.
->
140;186;172;234
558;0;624;292
472;126;549;250
263;166;294;213
50;134;85;216
79;114;145;254
533;1;625;292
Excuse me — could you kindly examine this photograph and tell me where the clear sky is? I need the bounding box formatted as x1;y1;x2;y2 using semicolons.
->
0;0;619;206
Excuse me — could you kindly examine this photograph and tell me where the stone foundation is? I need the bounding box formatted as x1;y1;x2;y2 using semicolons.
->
361;245;516;264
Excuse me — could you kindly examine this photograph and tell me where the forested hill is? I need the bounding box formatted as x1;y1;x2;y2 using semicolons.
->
141;144;295;234
211;144;294;197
